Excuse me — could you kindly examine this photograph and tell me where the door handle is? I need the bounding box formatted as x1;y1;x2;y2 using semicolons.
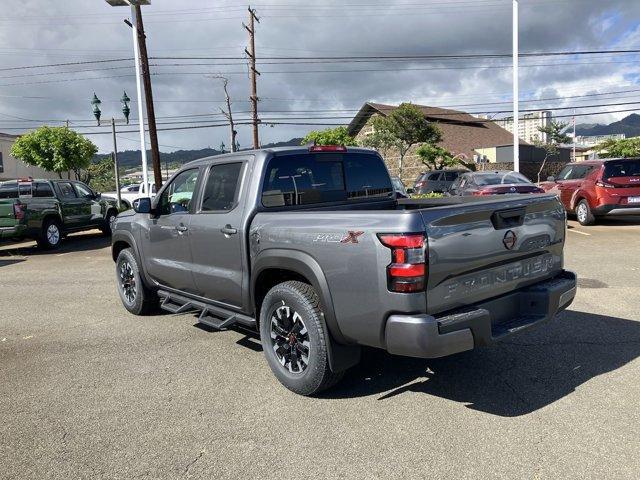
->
176;224;188;234
221;225;238;235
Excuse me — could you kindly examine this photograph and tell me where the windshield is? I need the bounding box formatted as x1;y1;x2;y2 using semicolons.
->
474;172;531;186
603;159;640;178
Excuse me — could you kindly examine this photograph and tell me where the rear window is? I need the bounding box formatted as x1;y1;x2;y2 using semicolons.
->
474;172;531;186
603;159;640;179
262;152;393;207
0;181;18;199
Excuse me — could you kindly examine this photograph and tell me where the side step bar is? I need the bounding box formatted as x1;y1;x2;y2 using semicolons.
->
158;290;256;331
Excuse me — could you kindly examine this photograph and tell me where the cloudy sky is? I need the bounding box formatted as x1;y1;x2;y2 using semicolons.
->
1;0;639;154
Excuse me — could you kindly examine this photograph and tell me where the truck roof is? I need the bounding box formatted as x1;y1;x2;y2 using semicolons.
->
182;146;378;168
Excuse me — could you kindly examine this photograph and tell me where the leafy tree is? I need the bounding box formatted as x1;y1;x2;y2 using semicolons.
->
594;137;640;158
371;103;442;178
416;144;459;170
11;126;97;179
301;126;357;146
533;121;571;183
82;157;116;192
359;128;398;159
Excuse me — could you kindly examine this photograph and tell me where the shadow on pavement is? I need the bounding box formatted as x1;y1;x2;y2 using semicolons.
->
321;310;640;416
0;258;26;267
0;231;110;257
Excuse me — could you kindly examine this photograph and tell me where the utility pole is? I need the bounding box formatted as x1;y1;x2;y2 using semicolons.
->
132;4;163;190
208;75;237;152
244;6;260;149
111;118;122;210
572;109;577;162
512;0;520;172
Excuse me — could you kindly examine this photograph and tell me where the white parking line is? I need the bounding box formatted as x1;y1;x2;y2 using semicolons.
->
568;229;591;236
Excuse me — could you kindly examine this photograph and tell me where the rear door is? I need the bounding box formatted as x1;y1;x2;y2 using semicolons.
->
420;194;566;314
188;161;247;308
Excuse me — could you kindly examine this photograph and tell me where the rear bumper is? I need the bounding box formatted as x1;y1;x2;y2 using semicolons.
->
0;225;25;240
384;270;577;359
593;204;640;216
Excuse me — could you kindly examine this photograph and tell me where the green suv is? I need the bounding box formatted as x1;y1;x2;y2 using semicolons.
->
0;178;119;249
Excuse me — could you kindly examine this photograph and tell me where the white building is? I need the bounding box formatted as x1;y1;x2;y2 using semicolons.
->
573;133;626;147
0;132;60;181
487;111;552;144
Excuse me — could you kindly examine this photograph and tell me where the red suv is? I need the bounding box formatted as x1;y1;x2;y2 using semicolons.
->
539;158;640;225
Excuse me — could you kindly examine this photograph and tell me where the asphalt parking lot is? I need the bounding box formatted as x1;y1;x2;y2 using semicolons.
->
1;218;639;480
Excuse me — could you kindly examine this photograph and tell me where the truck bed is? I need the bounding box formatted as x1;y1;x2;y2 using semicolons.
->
250;193;566;347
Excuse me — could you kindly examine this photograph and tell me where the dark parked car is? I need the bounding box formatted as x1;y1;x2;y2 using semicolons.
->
0;178;119;249
414;169;467;194
448;171;545;196
538;158;640;225
111;145;575;395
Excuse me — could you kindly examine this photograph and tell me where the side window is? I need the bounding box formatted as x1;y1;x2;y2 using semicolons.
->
569;165;590;180
428;172;442;181
557;166;574;180
58;182;77;199
157;169;199;215
200;163;243;212
74;182;93;198
443;172;458;181
33;182;54;198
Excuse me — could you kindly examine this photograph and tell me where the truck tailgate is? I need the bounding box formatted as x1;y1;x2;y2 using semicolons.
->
420;194;566;314
0;200;17;228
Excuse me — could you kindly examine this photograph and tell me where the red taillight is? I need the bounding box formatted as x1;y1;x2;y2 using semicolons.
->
596;179;616;188
415;181;425;188
378;233;426;293
13;202;25;221
472;190;492;196
309;145;347;153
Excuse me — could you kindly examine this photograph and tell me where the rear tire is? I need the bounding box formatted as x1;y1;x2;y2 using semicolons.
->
259;281;344;395
115;248;158;315
36;218;62;250
576;199;595;226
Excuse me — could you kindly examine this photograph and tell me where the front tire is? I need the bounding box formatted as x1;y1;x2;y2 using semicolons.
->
101;209;118;236
259;281;344;395
36;218;62;250
576;199;595;226
115;248;158;315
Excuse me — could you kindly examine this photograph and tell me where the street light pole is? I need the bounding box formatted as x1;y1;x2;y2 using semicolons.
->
111;118;122;210
129;5;149;195
513;0;520;173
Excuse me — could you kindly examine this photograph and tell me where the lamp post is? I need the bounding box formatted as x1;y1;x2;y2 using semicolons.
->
513;0;520;173
220;142;226;154
105;0;160;195
91;92;132;210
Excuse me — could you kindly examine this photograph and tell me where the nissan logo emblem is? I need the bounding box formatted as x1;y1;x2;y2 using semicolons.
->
503;230;517;250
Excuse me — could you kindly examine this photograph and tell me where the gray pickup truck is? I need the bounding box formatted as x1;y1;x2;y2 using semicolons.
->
111;146;576;395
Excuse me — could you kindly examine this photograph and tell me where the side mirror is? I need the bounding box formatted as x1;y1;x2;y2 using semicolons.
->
406;188;415;195
547;176;556;182
134;197;152;214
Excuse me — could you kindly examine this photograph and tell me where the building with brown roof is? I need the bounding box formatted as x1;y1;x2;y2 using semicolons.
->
347;102;528;183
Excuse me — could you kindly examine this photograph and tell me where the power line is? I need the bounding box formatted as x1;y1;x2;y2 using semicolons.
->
0;58;133;73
